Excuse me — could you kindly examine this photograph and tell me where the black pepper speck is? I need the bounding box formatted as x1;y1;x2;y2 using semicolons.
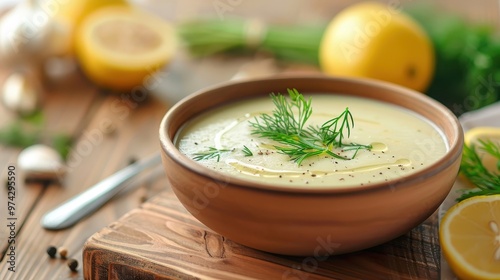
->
67;259;78;272
46;246;57;258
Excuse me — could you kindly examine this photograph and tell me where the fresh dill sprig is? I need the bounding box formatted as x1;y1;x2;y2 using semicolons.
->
458;139;500;201
319;107;353;146
249;89;371;165
193;147;230;162
242;145;253;157
251;88;313;137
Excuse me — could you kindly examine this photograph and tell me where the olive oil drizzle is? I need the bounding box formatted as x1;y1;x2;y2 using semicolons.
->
226;158;411;178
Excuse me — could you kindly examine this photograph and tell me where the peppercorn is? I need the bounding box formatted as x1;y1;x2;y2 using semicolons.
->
59;247;68;259
46;246;57;258
67;258;78;272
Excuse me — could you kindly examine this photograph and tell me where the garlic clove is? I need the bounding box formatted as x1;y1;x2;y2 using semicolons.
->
1;71;42;116
0;0;72;66
18;144;66;181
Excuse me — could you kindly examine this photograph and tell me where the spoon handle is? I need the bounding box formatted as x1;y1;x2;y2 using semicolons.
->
41;154;162;230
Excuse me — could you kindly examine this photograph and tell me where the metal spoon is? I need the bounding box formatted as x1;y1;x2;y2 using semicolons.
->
41;153;162;230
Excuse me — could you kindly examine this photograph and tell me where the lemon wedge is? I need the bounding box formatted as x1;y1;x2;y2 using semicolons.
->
440;195;500;280
75;6;176;91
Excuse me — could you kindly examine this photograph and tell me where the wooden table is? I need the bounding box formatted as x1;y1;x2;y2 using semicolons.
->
0;0;498;279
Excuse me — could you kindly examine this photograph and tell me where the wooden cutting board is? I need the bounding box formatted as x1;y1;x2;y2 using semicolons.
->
83;184;440;280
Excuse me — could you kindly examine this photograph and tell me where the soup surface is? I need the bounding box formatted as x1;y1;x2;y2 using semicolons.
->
176;94;448;188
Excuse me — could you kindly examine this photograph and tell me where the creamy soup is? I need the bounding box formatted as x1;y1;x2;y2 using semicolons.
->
176;94;448;188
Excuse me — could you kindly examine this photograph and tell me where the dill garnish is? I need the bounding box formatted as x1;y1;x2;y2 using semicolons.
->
242;145;253;157
249;88;371;165
191;89;371;164
458;139;500;201
193;147;230;162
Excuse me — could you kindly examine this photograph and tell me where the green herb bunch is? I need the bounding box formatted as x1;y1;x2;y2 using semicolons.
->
177;19;325;65
0;111;72;159
459;139;500;201
249;88;371;165
407;5;500;113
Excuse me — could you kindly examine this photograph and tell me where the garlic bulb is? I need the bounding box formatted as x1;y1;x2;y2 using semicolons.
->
18;144;66;181
1;71;42;116
0;0;71;66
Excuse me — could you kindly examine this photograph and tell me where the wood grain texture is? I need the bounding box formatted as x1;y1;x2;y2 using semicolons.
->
0;68;169;279
84;187;440;280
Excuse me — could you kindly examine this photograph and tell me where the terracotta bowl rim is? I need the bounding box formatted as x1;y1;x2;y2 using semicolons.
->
159;74;463;194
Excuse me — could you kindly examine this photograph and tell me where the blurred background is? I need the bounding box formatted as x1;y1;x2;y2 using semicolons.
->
1;0;500;154
0;0;500;115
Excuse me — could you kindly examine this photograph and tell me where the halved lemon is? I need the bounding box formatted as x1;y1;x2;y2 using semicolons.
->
75;6;176;91
440;195;500;279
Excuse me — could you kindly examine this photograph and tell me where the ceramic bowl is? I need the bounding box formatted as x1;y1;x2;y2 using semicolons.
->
159;75;463;256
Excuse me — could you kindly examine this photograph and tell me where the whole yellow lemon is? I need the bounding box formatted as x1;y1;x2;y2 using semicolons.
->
319;2;434;92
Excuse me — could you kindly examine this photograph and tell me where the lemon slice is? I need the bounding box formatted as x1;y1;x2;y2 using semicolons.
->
465;127;500;145
440;195;500;279
75;6;176;91
464;127;500;175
